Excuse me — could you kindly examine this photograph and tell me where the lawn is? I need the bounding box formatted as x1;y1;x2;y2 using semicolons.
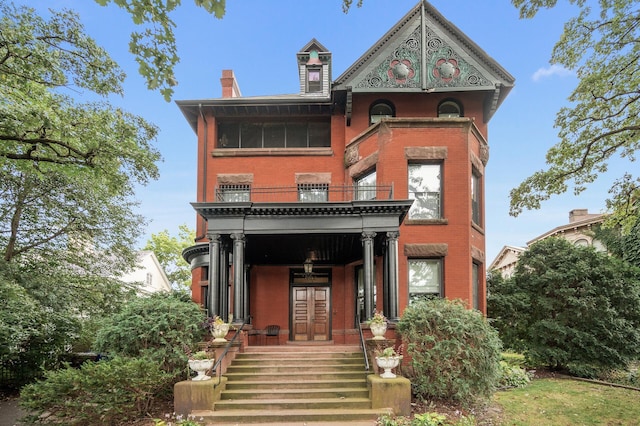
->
491;377;640;425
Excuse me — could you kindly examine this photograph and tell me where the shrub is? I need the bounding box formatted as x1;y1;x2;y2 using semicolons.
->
94;292;205;378
397;298;502;407
20;355;171;425
498;361;532;389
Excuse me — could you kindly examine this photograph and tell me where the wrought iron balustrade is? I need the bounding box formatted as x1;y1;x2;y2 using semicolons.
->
214;184;394;203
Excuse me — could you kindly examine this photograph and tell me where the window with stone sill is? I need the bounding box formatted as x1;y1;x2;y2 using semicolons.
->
409;258;442;302
355;170;377;201
298;183;328;202
408;163;442;219
217;121;330;149
217;184;250;202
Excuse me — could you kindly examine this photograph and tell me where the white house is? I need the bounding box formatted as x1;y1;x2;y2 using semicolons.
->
120;251;172;294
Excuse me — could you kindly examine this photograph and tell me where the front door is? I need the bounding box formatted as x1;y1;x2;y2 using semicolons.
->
291;278;331;341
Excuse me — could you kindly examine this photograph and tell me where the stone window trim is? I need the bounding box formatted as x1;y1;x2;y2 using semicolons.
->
348;152;378;179
471;245;485;263
405;218;448;225
470;152;484;174
295;172;332;185
404;243;448;257
217;174;254;185
405;146;448;160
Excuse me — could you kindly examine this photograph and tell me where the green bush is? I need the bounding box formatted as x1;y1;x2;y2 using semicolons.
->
20;356;171;425
397;298;502;407
498;361;532;389
94;292;205;378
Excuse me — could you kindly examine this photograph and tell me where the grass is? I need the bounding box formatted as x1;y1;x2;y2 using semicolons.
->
492;378;640;425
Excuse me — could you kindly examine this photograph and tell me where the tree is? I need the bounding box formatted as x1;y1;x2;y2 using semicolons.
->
593;215;640;268
493;237;640;377
509;0;640;231
143;224;195;291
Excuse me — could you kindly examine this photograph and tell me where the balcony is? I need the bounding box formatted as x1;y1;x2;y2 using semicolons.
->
214;184;394;203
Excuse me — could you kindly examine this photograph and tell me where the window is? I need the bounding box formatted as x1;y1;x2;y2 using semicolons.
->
472;262;479;310
355;170;377;200
145;272;153;287
298;184;328;202
409;259;442;301
307;69;322;93
438;100;462;117
574;238;589;247
217;184;250;202
471;170;481;225
369;100;395;124
408;164;442;219
217;121;330;148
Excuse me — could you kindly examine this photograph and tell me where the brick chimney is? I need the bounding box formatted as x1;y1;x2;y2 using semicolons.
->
569;209;589;223
220;70;241;98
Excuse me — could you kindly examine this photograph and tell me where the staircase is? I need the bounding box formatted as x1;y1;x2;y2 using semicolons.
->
193;345;391;424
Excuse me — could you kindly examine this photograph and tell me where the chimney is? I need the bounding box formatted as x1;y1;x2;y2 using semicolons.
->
220;70;241;98
569;209;588;223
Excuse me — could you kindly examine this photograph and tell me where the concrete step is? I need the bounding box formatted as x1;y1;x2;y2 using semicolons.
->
225;363;366;373
224;370;368;381
235;352;364;360
214;397;372;411
221;387;370;400
224;378;367;390
193;408;391;424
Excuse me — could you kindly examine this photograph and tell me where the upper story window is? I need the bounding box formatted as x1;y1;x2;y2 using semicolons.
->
471;170;481;225
217;184;251;202
408;163;442;219
438;99;462;117
298;183;328;202
217;121;330;149
307;68;322;93
355;170;377;200
369;100;395;124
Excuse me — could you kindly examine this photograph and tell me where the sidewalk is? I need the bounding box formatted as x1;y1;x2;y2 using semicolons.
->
0;398;25;426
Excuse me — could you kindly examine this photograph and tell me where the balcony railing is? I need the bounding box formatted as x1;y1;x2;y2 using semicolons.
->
214;184;394;203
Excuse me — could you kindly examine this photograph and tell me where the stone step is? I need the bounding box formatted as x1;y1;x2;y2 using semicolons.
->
214;397;373;411
221;387;369;400
225;363;366;374
224;370;368;381
235;351;364;360
224;378;367;390
231;357;365;366
193;408;390;424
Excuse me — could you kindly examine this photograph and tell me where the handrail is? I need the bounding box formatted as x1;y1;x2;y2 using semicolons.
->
356;314;370;372
210;315;251;378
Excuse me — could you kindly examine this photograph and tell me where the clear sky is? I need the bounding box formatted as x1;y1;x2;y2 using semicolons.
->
26;0;619;263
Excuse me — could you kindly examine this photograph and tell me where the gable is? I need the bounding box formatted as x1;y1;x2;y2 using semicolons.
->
333;0;514;120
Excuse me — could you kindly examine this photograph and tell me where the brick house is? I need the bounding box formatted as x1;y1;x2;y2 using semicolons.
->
178;0;513;344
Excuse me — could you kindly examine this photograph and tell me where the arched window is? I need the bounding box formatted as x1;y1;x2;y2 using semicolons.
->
369;100;395;124
438;99;462;117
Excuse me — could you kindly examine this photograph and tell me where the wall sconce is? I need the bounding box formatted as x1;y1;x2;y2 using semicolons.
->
303;258;313;276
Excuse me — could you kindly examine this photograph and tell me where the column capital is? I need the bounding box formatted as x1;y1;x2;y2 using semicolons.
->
361;231;377;241
207;232;221;242
386;231;399;240
230;233;245;242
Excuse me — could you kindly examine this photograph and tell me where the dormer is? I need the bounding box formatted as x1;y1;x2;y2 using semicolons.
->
297;39;331;98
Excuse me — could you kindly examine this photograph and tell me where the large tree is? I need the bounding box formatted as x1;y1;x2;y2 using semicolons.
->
491;237;640;377
509;0;640;230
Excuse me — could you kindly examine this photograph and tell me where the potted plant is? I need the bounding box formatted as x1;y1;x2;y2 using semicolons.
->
375;346;403;379
188;350;214;381
367;311;387;340
204;314;233;342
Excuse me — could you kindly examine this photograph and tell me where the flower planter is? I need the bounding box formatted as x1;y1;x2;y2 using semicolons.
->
212;323;230;342
370;322;387;340
188;358;214;381
375;355;402;379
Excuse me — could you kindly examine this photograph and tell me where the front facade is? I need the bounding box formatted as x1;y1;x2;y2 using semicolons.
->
178;1;513;344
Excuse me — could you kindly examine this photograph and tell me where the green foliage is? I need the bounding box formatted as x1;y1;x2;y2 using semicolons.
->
377;412;474;426
94;292;206;377
498;361;532;389
20;355;171;425
593;217;640;268
508;0;640;229
493;238;640;376
397;298;503;407
144;224;196;291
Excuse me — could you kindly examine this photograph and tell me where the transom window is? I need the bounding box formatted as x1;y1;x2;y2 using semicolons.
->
217;121;330;148
217;184;250;202
298;183;328;202
355;170;377;200
409;259;442;302
408;163;442;219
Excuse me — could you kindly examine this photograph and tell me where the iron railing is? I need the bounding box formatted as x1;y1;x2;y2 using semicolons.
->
215;184;394;203
356;314;370;372
210;316;251;379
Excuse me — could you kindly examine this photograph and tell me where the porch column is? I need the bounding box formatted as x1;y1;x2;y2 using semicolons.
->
207;233;221;317
231;233;246;321
243;264;250;322
362;231;376;319
386;231;400;321
219;239;230;321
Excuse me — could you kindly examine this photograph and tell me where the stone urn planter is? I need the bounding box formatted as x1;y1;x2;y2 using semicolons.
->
188;354;214;381
211;323;230;342
376;355;403;378
368;311;387;340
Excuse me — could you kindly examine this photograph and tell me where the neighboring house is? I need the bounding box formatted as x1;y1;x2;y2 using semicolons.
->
178;0;514;343
489;209;607;277
120;251;172;294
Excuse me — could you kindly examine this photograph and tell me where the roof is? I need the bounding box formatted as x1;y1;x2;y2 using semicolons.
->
488;245;526;271
527;213;606;246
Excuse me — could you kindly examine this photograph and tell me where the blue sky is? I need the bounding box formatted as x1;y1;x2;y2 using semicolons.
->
26;0;616;262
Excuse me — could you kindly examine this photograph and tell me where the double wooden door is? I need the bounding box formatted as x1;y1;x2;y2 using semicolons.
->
291;285;330;341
